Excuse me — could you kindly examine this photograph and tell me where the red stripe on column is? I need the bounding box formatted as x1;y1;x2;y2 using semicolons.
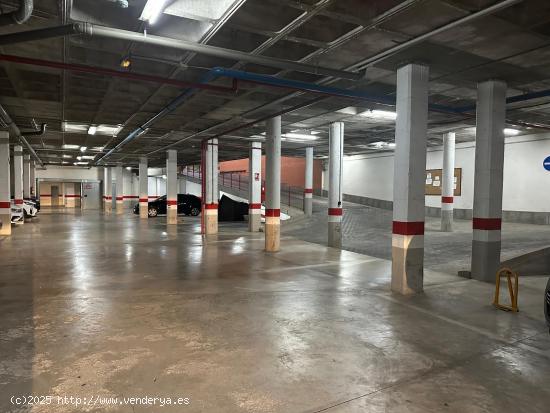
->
139;198;148;203
167;199;177;206
328;208;343;216
0;201;10;208
15;199;23;205
265;208;280;217
249;203;261;209
205;203;218;209
392;221;425;235
441;196;454;203
41;194;51;197
473;217;501;230
304;188;313;194
65;194;80;198
116;196;123;201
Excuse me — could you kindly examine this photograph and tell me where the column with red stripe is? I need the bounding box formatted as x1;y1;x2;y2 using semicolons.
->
328;122;344;248
248;141;262;232
391;63;429;295
471;80;506;282
304;146;314;217
139;156;148;219
166;150;178;225
205;138;219;234
115;164;124;214
30;160;35;197
441;132;456;232
0;132;11;235
23;154;31;201
103;167;113;214
13;145;24;223
265;116;281;252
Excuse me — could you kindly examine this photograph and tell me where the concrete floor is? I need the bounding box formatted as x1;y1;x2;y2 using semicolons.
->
1;212;550;412
284;198;550;276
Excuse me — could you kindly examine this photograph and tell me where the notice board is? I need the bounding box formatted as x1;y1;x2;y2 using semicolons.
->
425;168;462;196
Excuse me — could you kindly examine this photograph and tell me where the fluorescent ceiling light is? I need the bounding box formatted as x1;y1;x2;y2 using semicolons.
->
162;174;167;179
126;166;132;171
62;144;80;150
96;125;123;137
91;146;105;152
164;0;236;21
282;133;319;141
81;155;95;160
76;156;82;160
74;162;89;165
311;131;322;135
61;154;73;159
360;110;397;120
80;146;87;152
504;128;520;136
88;126;97;135
140;0;169;24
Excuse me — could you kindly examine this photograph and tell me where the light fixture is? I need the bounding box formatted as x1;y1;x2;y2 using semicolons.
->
76;156;82;161
88;126;97;135
140;0;169;25
360;110;397;120
126;166;132;171
62;144;80;150
80;146;87;152
282;133;320;141
504;128;520;136
81;155;95;160
91;146;105;152
120;56;131;69
61;154;73;159
162;174;167;179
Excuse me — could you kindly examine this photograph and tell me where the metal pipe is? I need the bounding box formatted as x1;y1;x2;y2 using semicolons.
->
0;0;33;26
21;122;46;136
0;23;80;45
348;0;523;70
0;104;43;166
0;53;238;93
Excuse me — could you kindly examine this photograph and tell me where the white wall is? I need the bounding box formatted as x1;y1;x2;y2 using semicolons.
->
323;133;550;213
36;166;101;181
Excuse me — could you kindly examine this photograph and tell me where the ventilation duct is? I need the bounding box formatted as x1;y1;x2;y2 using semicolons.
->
0;0;33;26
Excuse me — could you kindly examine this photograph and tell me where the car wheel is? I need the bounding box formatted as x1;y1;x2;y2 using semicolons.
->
148;207;158;217
190;207;200;216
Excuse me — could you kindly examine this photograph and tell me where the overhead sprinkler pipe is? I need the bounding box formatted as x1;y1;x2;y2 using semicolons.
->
0;103;43;166
0;54;238;93
0;0;33;26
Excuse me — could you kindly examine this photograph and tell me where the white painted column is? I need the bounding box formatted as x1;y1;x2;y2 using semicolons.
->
248;141;262;232
13;145;24;223
441;132;456;232
179;177;187;194
30;160;35;197
139;157;148;219
115;164;124;214
0;132;11;235
166;150;178;225
23;154;30;200
328;123;344;247
265;116;281;252
471;80;507;283
103;167;112;214
205;138;219;234
304;146;314;217
391;63;429;295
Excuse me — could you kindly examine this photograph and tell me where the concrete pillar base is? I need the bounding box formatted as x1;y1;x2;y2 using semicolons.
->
205;208;218;234
104;200;112;214
248;210;261;232
328;220;341;248
391;245;424;294
116;200;124;215
265;216;280;252
139;203;148;219
441;210;453;232
0;213;11;235
304;194;313;217
167;208;178;225
471;240;501;283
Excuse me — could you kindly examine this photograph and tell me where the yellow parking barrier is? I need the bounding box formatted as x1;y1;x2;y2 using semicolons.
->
493;267;519;312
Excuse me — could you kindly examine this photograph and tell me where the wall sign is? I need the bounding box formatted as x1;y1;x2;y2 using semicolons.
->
425;168;462;196
543;156;550;171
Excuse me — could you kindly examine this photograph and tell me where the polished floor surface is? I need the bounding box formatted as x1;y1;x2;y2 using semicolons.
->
1;212;549;412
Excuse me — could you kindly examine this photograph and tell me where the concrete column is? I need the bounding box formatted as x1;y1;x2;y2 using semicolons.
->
205;139;219;234
13;145;23;223
0;132;11;235
30;161;35;197
179;177;187;194
248;141;262;232
391;63;429;295
265;116;281;252
328;123;344;248
103;167;112;214
139;157;148;219
304;147;314;217
23;154;30;200
166;150;178;225
115;164;124;214
441;132;456;232
471;80;507;283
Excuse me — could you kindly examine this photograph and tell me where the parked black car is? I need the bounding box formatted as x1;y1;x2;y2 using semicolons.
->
545;278;550;333
133;194;201;217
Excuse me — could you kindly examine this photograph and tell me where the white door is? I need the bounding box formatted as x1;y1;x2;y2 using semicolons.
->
81;182;100;209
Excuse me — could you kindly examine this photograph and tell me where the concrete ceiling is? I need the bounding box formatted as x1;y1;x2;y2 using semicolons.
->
1;0;550;167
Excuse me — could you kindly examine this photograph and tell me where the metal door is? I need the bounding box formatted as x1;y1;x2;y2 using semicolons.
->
51;185;60;206
81;182;100;209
